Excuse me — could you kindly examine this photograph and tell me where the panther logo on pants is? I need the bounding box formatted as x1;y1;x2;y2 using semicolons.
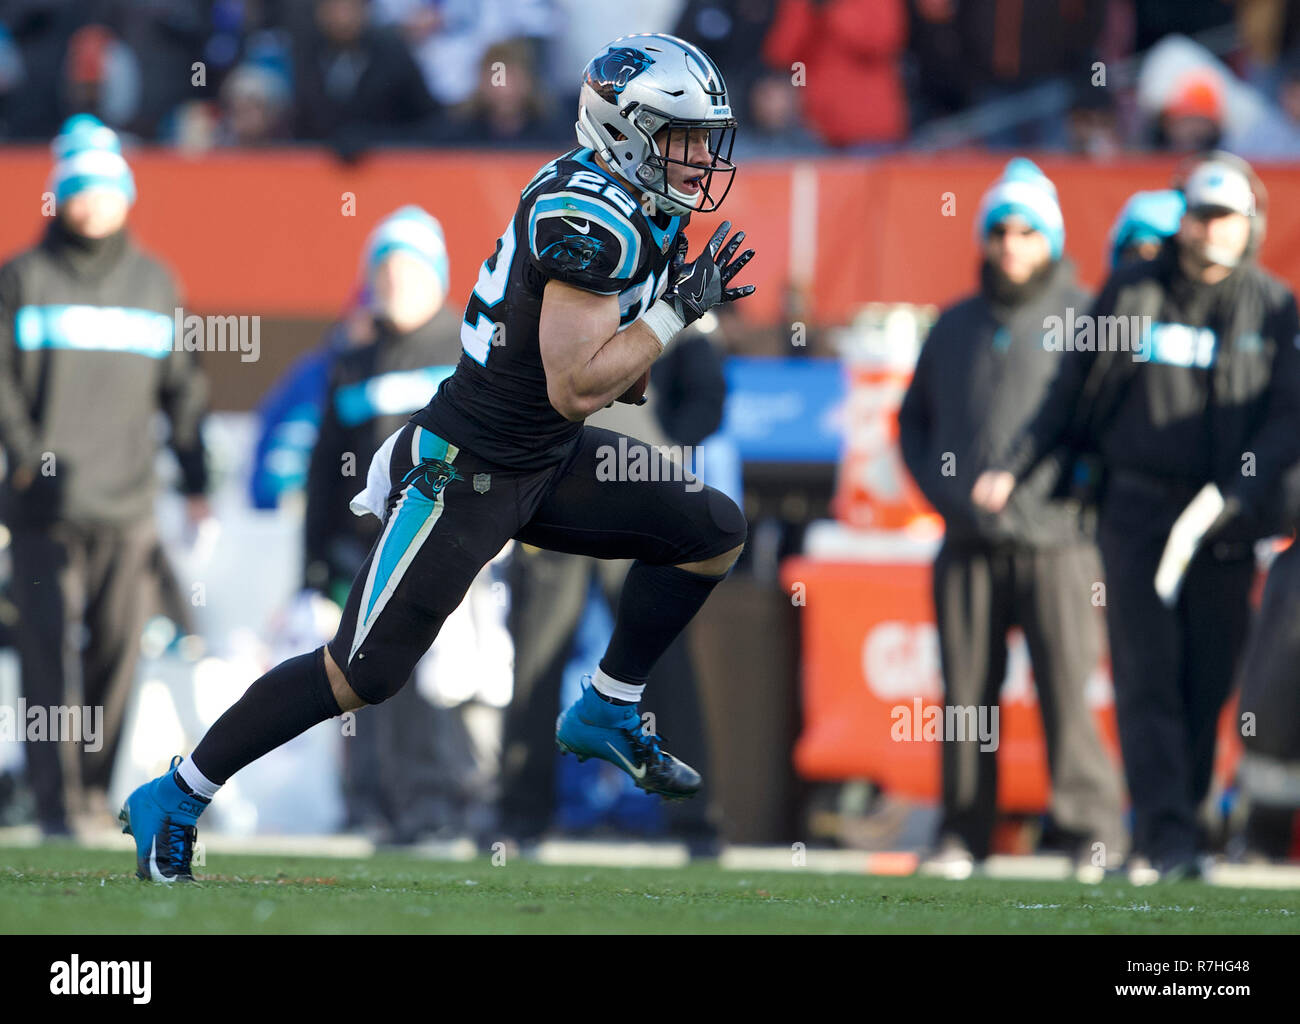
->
401;458;460;501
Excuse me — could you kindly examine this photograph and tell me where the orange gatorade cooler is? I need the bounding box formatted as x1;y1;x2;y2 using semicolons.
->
832;304;942;532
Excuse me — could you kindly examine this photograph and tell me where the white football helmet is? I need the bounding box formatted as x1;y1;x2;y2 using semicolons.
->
575;33;737;216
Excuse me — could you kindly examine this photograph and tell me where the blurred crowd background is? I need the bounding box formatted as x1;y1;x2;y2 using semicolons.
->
1;0;1300;158
0;0;1298;877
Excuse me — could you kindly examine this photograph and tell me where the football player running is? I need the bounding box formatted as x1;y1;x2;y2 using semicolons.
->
120;33;755;880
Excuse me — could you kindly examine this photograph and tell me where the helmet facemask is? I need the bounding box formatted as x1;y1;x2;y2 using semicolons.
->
626;106;736;216
575;34;740;217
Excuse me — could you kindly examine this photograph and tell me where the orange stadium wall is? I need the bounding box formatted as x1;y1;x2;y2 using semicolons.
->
2;147;1300;327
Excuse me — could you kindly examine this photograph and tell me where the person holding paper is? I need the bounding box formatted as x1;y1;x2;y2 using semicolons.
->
972;152;1300;882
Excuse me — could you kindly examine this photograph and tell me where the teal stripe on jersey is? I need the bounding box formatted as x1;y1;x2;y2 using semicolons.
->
333;366;455;427
16;304;174;358
529;194;640;279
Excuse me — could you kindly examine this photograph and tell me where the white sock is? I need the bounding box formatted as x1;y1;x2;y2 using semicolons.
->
591;667;645;704
176;756;220;801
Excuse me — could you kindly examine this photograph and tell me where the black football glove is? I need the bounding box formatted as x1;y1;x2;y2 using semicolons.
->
662;220;756;328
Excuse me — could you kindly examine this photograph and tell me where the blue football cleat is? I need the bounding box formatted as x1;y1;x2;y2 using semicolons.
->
119;755;209;882
556;679;701;800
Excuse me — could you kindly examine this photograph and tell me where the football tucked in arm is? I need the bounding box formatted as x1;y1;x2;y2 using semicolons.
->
615;368;651;405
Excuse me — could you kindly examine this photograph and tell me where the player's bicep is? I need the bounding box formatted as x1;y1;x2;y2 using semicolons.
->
539;280;620;418
539;279;620;372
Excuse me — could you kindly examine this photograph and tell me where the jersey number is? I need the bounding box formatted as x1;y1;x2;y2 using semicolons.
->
460;218;516;366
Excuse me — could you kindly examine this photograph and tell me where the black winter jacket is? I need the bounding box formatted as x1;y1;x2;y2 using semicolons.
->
0;219;208;526
899;258;1092;547
996;239;1300;539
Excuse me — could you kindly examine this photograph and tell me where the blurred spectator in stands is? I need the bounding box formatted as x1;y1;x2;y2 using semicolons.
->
1133;0;1234;53
543;0;677;111
106;1;208;139
289;0;441;155
0;8;152;139
1278;54;1300;127
955;0;1106;149
373;0;556;111
1151;69;1225;151
1236;0;1300;96
762;0;907;150
672;0;777;123
0;23;26;138
0;1;73;139
732;69;825;157
199;0;271;85
167;99;219;151
217;61;292;146
904;0;966;128
61;23;140;135
166;54;294;152
437;39;571;147
1137;34;1300;158
1066;83;1122;159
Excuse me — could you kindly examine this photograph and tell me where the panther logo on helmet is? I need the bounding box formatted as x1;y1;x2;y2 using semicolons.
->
586;47;656;104
575;33;738;216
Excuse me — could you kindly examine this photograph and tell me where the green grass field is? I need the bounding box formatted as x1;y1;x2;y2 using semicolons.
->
2;844;1297;934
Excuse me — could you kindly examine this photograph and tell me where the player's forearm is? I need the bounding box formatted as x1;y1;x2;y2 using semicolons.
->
555;322;662;419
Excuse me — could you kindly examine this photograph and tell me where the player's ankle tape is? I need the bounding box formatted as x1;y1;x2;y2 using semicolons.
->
592;667;646;703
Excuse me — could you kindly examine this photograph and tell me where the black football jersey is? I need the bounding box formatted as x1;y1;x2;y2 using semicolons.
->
412;147;687;469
